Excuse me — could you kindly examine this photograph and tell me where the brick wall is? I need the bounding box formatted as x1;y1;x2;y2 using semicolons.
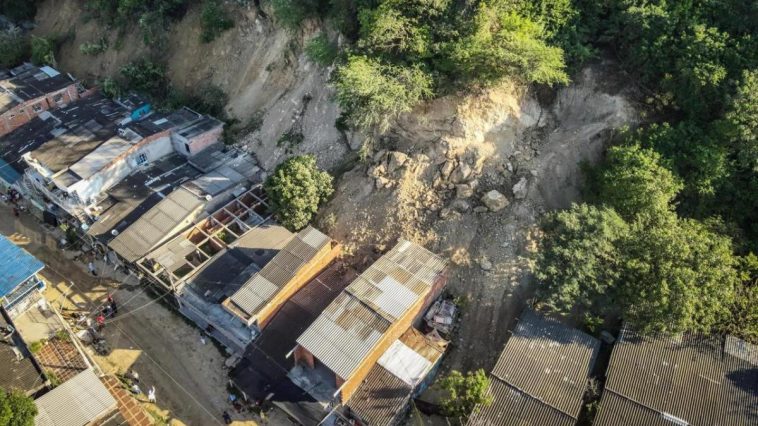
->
187;125;223;156
0;83;80;137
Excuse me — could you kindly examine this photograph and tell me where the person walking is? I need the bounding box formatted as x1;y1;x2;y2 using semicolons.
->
147;386;156;403
96;313;105;332
88;261;97;276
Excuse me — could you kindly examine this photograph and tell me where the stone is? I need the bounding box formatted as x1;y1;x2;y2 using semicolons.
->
451;162;472;183
373;149;388;163
375;177;390;189
451;199;471;213
481;190;509;212
473;206;489;213
468;179;479;190
505;161;514;173
479;257;493;271
369;164;386;178
456;184;474;199
512;177;528;199
386;151;409;173
440;160;456;179
439;208;453;219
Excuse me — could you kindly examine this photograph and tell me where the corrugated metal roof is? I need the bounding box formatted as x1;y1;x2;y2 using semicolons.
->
0;235;44;298
297;292;390;379
346;365;412;426
596;327;758;426
296;240;445;380
345;241;446;323
377;339;432;387
229;226;330;317
108;187;203;262
35;369;117;426
491;310;599;418
466;379;574;426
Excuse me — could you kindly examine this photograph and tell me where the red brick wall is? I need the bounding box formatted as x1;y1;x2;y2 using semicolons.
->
187;125;223;156
0;83;80;137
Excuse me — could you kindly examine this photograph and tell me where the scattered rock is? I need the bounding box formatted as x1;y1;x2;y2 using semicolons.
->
440;160;456;179
479;257;493;271
468;179;479;190
456;184;474;199
473;206;489;213
386;151;409;173
369;164;386;178
512;177;528;200
451;199;471;213
481;190;509;212
530;169;539;177
375;177;390;189
451;162;472;183
505;161;514;173
373;149;387;163
439;208;454;219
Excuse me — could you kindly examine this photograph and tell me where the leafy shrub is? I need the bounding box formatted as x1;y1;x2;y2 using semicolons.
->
30;36;55;66
0;388;37;426
0;26;28;68
305;33;338;66
100;77;124;99
79;36;109;55
28;339;46;354
120;59;170;100
46;370;62;388
269;0;324;30
0;0;40;22
264;155;334;231
201;0;234;43
440;369;492;419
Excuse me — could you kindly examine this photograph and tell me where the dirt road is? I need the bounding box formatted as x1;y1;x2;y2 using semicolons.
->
0;204;270;425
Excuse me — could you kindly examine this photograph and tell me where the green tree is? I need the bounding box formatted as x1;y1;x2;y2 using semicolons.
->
305;33;338;66
264;155;334;231
30;36;55;67
0;0;39;22
0;388;37;426
200;0;234;43
357;4;430;59
120;59;170;100
723;254;758;343
448;2;568;86
0;26;28;68
439;369;492;419
590;144;683;221
269;0;325;30
535;204;629;315
334;55;432;131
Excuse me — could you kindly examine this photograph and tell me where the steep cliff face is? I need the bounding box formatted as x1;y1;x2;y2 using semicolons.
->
34;0;346;170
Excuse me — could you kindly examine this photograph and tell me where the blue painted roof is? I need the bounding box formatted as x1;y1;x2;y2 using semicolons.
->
0;235;44;297
0;157;22;185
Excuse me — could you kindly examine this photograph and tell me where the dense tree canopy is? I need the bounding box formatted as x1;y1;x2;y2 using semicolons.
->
0;389;37;426
440;369;492;419
264;155;334;231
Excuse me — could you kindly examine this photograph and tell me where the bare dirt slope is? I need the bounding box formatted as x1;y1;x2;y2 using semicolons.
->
318;64;637;372
33;0;347;170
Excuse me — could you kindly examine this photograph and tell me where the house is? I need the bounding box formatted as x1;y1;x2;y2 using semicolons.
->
466;310;600;426
34;368;119;426
135;184;339;351
230;262;359;423
340;327;448;426
0;63;82;137
593;327;758;426
0;234;45;319
0;311;46;397
292;240;448;409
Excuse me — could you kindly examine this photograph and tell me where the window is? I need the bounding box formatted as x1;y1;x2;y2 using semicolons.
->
135;153;148;166
32;103;43;113
53;94;63;104
184;143;191;154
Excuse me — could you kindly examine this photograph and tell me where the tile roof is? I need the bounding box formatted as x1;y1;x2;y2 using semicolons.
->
34;369;117;426
229;226;331;318
108;187;203;262
466;310;599;425
594;327;758;426
345;364;412;426
0;234;44;298
34;336;89;383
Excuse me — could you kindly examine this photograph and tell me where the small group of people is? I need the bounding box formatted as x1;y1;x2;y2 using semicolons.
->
129;370;157;403
95;294;118;332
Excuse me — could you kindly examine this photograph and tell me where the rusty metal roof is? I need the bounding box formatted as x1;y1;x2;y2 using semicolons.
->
345;364;412;426
594;327;758;426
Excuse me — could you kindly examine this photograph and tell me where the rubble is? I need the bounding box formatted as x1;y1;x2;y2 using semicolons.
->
451;162;472;183
386;151;409;173
456;184;474;199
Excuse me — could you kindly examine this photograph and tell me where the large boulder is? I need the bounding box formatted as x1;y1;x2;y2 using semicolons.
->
512;177;528;200
481;190;509;212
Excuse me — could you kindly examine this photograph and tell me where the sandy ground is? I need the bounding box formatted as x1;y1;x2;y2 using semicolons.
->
0;204;293;425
